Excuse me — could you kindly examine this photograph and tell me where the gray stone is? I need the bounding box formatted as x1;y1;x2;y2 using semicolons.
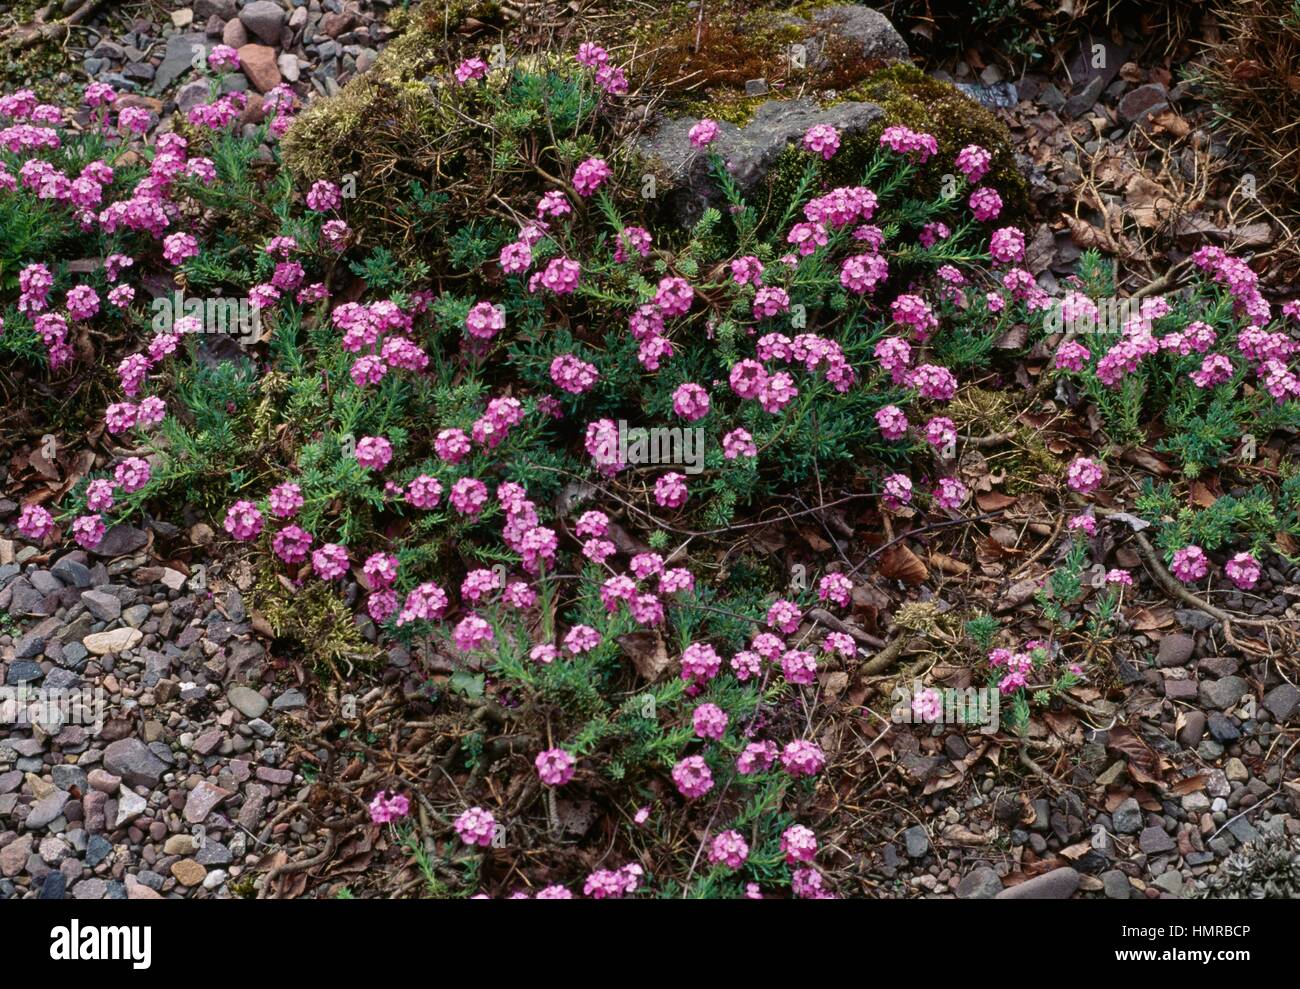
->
1263;683;1299;722
1139;825;1176;855
1153;871;1184;896
85;834;112;867
39;871;66;899
804;5;908;72
1199;676;1247;711
903;825;929;858
994;866;1080;899
1117;83;1169;123
26;790;70;829
271;688;307;711
227;685;269;719
6;660;43;684
1156;633;1194;667
153;32;208;93
90;524;149;558
1207;712;1240;743
239;1;286;44
1112;797;1143;835
635;97;884;227
80;589;121;622
1177;711;1207;748
956;865;1003;899
194;0;235;18
1101;869;1131;899
183;781;231;824
51;557;92;588
113;788;147;828
1064;75;1105;118
103;738;167;788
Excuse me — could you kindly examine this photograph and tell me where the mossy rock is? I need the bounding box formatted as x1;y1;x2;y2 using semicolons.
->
839;63;1030;218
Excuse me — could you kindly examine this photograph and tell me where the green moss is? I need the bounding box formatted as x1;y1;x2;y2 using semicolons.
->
842;64;1030;219
253;564;379;676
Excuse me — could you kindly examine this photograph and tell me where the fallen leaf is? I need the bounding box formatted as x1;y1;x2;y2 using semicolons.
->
617;631;671;682
879;543;928;585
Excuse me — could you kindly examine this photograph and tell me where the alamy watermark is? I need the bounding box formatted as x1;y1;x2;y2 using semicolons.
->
1;685;106;735
592;420;705;475
151;290;261;344
891;680;1000;733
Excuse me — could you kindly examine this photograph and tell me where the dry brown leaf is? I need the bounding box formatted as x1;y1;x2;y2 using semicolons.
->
976;490;1018;511
879;543;928;585
617;631;671;682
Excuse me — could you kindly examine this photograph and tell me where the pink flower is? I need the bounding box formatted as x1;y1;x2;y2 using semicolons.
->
680;642;722;683
956;144;992;183
781;649;817;685
767;598;801;634
104;402;137;434
1055;341;1091;372
550;353;599;394
405;474;443;509
933;477;968;510
208;45;241;71
573;157;612;196
85;479;115;512
882;473;913;510
689;118;720;147
564;624;601;655
912;687;943;722
730;255;764;286
654;472;688;509
306;180;341;212
268;482;303;518
781;739;825;777
1171;545;1209;583
752;286;789;318
875;404;909;440
312;543;349;580
16;504;54;541
655;275;693;316
1067;457;1103;494
781;824;818;864
354;436;393;471
910;363;957;400
1069;514;1097;536
1224;552;1260;590
454;806;497;847
363;552;399;589
450;477;489;515
1106;569;1133;586
465;300;505;340
71;514;105;550
162;232;198;265
737;740;776;774
224;500;263;541
499;240;532;273
535;748;576;786
368;791;409;824
396;582;448;625
454;613;495;652
272;525;312;564
969;186;1003;221
113;457;151;493
671;755;714;799
818;572;852;608
802;123;840;159
708;830;750;869
692;703;728;740
672;382;710;420
454;58;488;84
535;256;580;294
722;428;757;459
989;226;1025;264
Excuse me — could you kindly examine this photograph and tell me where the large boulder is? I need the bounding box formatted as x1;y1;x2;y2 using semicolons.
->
634;97;885;227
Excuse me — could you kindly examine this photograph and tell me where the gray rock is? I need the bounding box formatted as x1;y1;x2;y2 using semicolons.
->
1263;683;1299;721
153;32;208;93
1101;869;1131;899
956;865;1003;899
1117;83;1169;123
1156;633;1194;667
1139;825;1176;855
1153;871;1184;897
1207;712;1240;743
1199;676;1247;711
1064;75;1104;118
239;1;286;44
194;0;236;18
903;825;929;858
80;589;121;622
804;5;908;72
39;871;66;899
51;557;92;588
635;97;884;227
1177;711;1207;748
103;738;168;788
994;866;1080;899
227;685;269;719
85;834;112;868
271;688;307;711
26;791;70;829
1113;797;1143;834
113;788;147;828
6;660;43;684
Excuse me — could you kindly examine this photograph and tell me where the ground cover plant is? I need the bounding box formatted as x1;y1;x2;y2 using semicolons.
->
1;0;1299;904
